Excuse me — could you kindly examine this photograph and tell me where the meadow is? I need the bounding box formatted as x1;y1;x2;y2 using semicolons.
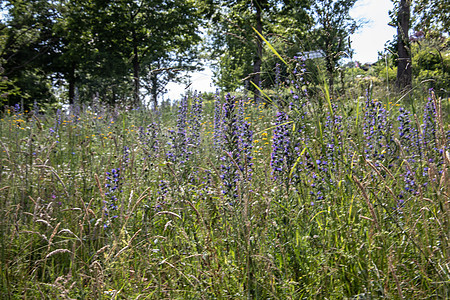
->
0;66;449;298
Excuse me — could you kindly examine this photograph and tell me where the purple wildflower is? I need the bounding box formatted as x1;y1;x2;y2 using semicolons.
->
220;94;242;202
189;92;203;151
362;97;394;163
213;90;224;150
167;97;191;165
397;108;420;162
139;122;160;160
104;168;122;228
271;111;292;182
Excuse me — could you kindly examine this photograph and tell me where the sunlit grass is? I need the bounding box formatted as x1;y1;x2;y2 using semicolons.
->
0;86;448;299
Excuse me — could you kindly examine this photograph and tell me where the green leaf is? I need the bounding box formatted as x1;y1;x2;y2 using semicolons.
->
289;147;308;179
252;26;288;66
250;80;273;103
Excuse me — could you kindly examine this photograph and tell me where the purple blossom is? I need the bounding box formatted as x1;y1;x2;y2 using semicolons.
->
167;97;191;165
362;97;394;162
189;92;203;151
219;94;252;202
156;180;169;210
139;122;160;160
213;90;224;150
421;97;437;152
238;98;253;183
104;168;122;227
397;108;420;161
271;111;292;182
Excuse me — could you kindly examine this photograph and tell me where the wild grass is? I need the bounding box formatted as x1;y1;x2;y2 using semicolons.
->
0;77;449;299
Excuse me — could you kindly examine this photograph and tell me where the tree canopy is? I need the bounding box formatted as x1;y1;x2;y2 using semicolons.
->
1;0;203;108
1;0;448;108
208;0;312;97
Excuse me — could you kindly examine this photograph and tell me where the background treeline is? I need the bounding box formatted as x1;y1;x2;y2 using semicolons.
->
0;0;449;109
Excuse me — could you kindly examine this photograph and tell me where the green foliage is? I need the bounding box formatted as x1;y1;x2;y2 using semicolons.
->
0;71;448;298
412;33;450;95
309;0;359;87
0;0;203;108
378;64;398;82
412;0;450;35
0;0;59;108
0;68;21;105
208;0;312;92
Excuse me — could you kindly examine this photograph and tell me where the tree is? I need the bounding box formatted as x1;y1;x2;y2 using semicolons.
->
0;0;60;108
411;31;449;96
209;0;311;100
413;0;449;36
208;0;267;100
395;0;412;90
84;0;203;107
309;0;359;89
1;0;203;108
51;0;97;105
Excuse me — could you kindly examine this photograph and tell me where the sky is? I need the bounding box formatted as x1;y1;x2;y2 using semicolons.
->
164;65;216;102
164;0;397;101
349;0;396;63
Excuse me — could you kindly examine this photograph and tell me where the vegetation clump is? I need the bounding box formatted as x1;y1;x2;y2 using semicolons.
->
0;74;448;298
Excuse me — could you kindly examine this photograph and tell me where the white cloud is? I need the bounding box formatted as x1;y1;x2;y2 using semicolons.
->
350;0;396;63
164;66;216;102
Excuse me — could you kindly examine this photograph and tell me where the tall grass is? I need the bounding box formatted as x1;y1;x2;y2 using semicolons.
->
0;77;448;299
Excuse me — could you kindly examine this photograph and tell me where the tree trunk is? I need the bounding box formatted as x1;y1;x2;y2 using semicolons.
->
151;71;158;109
132;29;140;107
326;54;334;88
397;0;412;90
253;2;263;103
